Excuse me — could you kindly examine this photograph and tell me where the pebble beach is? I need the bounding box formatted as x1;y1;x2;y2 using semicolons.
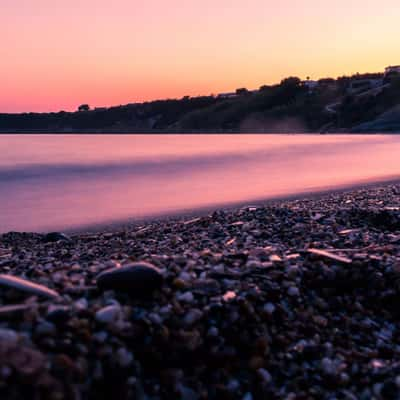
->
1;183;400;399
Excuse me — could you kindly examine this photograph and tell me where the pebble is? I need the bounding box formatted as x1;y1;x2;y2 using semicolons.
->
95;305;122;324
96;262;163;294
0;274;60;299
263;303;276;315
148;312;163;324
321;357;337;375
177;291;194;303
42;232;72;243
74;298;88;311
257;368;272;384
226;379;240;391
116;347;134;367
183;309;203;326
287;286;300;297
46;305;70;324
0;328;18;344
178;385;199;400
207;326;219;337
92;331;108;343
0;183;400;399
178;271;192;282
35;321;56;336
222;290;237;301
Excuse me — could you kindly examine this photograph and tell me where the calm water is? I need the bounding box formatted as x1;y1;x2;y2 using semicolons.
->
0;134;399;233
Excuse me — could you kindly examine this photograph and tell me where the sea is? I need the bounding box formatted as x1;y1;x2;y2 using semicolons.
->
0;134;399;233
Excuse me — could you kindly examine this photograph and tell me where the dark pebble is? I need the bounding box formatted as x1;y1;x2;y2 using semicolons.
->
46;306;71;325
96;262;163;294
42;232;72;243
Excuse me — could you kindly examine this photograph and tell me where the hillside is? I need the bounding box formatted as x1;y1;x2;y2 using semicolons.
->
352;105;400;133
1;74;400;133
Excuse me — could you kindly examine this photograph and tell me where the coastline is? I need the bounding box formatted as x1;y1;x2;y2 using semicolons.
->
67;175;400;235
0;181;400;398
0;130;399;134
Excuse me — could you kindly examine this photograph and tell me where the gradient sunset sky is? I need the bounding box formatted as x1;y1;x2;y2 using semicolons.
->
2;0;399;113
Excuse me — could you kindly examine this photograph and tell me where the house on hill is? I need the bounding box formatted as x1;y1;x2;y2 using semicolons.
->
348;78;383;94
301;80;318;92
385;66;400;76
217;92;238;99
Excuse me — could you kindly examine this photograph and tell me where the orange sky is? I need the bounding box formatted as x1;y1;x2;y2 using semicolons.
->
1;0;399;113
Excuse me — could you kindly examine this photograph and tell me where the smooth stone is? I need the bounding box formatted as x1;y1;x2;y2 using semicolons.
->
263;303;276;315
183;309;203;326
288;286;300;297
46;305;71;324
148;312;163;324
226;379;240;392
0;328;19;344
0;274;60;299
178;385;199;400
96;262;163;294
257;368;272;384
177;291;194;303
116;347;134;367
35;321;56;336
207;326;219;337
74;298;89;311
92;331;108;343
95;305;122;324
42;232;72;243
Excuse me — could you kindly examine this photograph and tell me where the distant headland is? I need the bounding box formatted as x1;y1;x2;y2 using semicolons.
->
1;66;400;133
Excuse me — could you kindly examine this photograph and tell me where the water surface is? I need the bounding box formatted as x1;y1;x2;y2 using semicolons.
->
0;134;399;233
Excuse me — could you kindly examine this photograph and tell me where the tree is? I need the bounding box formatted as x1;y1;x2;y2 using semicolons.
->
259;85;271;92
280;77;301;88
318;78;335;85
78;104;90;112
236;88;249;95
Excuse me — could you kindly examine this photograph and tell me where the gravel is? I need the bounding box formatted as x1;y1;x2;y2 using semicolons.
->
0;183;400;399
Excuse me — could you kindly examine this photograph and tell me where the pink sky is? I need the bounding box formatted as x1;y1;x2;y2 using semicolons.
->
1;0;399;113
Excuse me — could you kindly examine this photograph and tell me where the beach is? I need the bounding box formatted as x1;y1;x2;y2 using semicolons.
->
1;182;400;399
1;133;400;234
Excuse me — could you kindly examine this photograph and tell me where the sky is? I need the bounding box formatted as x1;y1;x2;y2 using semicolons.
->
1;0;399;113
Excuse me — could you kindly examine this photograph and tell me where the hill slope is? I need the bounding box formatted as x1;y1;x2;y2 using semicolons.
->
1;75;400;133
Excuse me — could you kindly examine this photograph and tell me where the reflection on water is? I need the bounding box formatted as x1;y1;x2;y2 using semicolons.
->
0;134;399;233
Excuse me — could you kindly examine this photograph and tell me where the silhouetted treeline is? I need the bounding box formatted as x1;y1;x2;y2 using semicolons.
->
0;96;218;131
1;72;400;133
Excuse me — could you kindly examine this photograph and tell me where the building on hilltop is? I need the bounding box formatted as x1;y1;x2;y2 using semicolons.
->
385;66;400;76
347;78;383;94
217;92;238;99
217;88;258;99
301;80;318;92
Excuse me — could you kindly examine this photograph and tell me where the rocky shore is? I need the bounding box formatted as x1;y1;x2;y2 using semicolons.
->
1;184;400;399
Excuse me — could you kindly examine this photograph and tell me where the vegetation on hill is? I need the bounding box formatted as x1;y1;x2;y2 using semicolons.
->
1;72;399;132
339;76;400;129
176;77;333;132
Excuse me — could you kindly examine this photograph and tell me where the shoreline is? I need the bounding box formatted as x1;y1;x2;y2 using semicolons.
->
66;175;400;235
0;181;399;398
0;130;399;135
